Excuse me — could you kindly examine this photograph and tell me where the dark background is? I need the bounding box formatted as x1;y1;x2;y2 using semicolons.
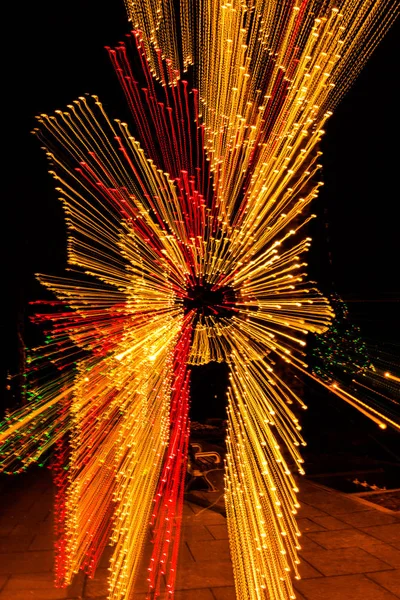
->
2;3;399;424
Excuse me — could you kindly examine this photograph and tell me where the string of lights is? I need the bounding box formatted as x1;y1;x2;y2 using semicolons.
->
1;1;399;599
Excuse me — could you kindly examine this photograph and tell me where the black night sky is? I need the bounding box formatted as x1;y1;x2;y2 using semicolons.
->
2;2;399;417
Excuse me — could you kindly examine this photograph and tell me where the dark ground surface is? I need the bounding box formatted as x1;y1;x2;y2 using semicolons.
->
1;465;400;599
191;421;400;511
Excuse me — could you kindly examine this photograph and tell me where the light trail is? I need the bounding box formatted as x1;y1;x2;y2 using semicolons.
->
1;1;399;599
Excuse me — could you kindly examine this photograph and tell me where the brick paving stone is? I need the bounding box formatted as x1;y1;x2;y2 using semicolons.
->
2;469;400;600
29;533;54;551
206;524;229;540
339;511;400;528
0;516;20;536
84;568;109;597
175;589;215;599
182;503;197;516
297;479;323;492
127;564;157;596
86;593;147;599
86;553;169;597
179;542;197;564
150;540;194;565
0;572;55;589
0;573;73;600
182;525;215;542
309;515;352;531
11;519;53;537
310;499;371;515
298;518;327;533
0;535;35;553
27;495;54;516
298;534;326;552
183;509;226;525
67;572;85;599
44;510;54;523
7;501;52;525
175;561;234;590
362;524;400;549
299;489;368;513
0;550;54;575
294;573;399;600
298;491;334;504
366;543;400;568
26;506;53;523
211;585;306;599
300;547;394;576
86;569;140;597
96;540;195;572
187;539;231;563
189;489;224;507
307;528;383;550
87;592;215;600
211;587;236;599
0;496;37;513
98;546;113;569
297;559;323;579
0;590;73;600
367;570;400;597
297;503;329;519
189;501;216;514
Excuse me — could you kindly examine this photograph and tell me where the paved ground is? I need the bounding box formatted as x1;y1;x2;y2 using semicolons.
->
0;466;399;599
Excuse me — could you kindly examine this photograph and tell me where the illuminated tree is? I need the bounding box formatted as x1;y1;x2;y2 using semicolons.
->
1;2;399;600
311;293;371;384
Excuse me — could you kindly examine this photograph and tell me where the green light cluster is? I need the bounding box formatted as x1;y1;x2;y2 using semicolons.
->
311;294;371;384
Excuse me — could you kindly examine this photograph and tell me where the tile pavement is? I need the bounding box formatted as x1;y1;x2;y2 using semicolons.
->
0;467;399;599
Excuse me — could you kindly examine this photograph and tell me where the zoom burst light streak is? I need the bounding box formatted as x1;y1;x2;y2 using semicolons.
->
1;1;399;599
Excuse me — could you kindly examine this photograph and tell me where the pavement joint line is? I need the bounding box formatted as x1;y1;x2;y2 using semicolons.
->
298;500;331;515
205;525;217;540
363;571;400;597
185;492;227;517
300;512;400;536
185;540;197;563
81;572;89;599
298;533;327;550
297;570;396;580
299;556;325;578
303;479;400;516
335;519;400;548
353;487;400;497
362;530;400;548
349;494;400;515
2;471;400;599
27;533;37;550
0;575;10;594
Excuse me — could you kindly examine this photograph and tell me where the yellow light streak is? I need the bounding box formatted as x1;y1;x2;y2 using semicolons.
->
1;1;398;600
